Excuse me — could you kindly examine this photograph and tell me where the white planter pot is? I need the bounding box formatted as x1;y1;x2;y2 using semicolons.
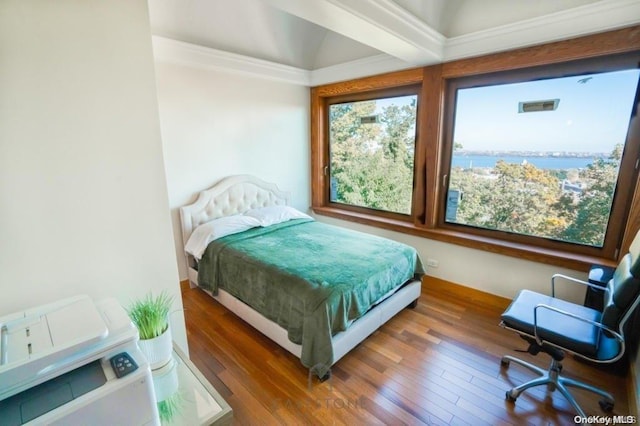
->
153;357;179;402
138;325;173;370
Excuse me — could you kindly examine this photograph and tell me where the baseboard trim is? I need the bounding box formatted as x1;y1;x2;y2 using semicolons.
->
422;275;512;311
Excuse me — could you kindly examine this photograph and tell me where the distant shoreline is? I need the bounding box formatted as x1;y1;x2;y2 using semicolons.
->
451;154;604;170
455;151;607;159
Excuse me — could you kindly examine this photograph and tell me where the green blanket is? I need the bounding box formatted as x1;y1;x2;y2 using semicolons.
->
197;219;424;376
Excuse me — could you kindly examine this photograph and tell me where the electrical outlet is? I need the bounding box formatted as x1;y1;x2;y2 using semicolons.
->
426;258;439;268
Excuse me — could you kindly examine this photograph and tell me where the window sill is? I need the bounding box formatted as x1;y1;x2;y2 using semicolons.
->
312;205;617;272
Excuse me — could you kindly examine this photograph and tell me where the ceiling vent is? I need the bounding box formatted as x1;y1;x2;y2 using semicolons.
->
518;99;560;113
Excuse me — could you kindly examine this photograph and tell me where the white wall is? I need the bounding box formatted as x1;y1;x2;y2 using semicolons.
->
0;1;187;351
152;58;586;302
154;62;310;279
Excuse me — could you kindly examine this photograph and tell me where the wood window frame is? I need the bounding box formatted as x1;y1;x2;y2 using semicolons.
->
324;84;422;221
311;69;424;224
439;53;640;260
311;26;640;270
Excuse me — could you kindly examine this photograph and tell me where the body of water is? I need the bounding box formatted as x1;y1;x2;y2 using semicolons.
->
451;155;601;170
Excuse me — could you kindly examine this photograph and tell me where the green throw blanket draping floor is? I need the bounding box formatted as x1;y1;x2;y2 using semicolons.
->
197;219;424;377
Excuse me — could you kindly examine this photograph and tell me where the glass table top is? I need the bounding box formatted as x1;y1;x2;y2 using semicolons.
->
152;346;232;425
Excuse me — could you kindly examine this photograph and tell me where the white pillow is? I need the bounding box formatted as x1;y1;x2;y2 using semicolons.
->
185;215;261;260
244;205;312;227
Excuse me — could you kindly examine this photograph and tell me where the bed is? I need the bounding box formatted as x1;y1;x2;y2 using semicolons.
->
180;175;423;378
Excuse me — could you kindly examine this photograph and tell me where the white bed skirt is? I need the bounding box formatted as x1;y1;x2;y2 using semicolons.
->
188;268;421;366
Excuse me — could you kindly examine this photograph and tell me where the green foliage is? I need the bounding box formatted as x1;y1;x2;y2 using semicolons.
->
127;292;173;340
329;97;416;214
157;391;183;423
449;146;622;247
450;162;567;240
560;154;619;246
329;94;621;247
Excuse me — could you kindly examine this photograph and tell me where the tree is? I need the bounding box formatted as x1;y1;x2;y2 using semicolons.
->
379;100;417;169
329;98;417;214
330;93;622;245
450;161;565;239
449;145;622;247
561;145;621;246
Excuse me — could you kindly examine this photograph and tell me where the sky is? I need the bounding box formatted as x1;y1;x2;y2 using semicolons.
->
453;68;639;153
374;95;417;112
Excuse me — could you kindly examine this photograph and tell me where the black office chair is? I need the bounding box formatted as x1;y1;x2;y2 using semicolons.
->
499;232;640;416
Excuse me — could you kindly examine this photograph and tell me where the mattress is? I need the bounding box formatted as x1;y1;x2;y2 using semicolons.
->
197;219;424;374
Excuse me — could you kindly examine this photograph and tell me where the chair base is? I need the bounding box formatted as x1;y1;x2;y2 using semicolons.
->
501;355;615;416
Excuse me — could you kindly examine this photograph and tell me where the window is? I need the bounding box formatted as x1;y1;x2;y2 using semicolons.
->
328;91;418;215
310;28;640;268
441;55;640;257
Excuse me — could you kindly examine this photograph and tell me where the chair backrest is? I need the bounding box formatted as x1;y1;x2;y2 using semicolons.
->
601;229;640;334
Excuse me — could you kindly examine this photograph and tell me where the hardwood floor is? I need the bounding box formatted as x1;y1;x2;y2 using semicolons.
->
181;278;631;425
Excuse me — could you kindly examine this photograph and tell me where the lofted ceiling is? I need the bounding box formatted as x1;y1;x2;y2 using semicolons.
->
393;0;601;37
148;0;639;77
148;0;380;69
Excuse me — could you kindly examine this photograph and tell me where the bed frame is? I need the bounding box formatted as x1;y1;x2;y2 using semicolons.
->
180;175;421;372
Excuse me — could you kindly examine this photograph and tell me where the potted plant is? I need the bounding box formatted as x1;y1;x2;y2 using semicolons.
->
127;291;174;370
154;360;183;422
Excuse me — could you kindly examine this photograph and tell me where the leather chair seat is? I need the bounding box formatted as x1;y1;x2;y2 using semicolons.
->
502;289;602;357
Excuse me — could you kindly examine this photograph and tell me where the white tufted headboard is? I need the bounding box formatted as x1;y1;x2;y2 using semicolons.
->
179;175;290;256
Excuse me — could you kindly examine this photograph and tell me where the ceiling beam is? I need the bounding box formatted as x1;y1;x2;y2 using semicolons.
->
262;0;445;65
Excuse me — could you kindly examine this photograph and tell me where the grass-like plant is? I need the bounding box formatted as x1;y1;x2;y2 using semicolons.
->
157;391;183;423
127;291;174;340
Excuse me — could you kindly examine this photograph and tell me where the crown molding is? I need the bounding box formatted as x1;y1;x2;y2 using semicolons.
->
327;0;444;64
444;0;640;61
309;53;414;86
152;0;640;87
152;36;311;86
263;0;442;65
364;0;445;46
152;36;412;87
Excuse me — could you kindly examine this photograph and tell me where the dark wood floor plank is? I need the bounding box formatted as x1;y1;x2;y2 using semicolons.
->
334;366;426;425
355;395;405;426
180;278;631;425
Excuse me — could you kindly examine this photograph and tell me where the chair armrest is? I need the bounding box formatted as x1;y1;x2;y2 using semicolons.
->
551;273;606;297
533;303;624;363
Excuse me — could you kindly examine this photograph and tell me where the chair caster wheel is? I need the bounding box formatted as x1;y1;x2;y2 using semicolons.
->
506;391;517;402
599;399;614;412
